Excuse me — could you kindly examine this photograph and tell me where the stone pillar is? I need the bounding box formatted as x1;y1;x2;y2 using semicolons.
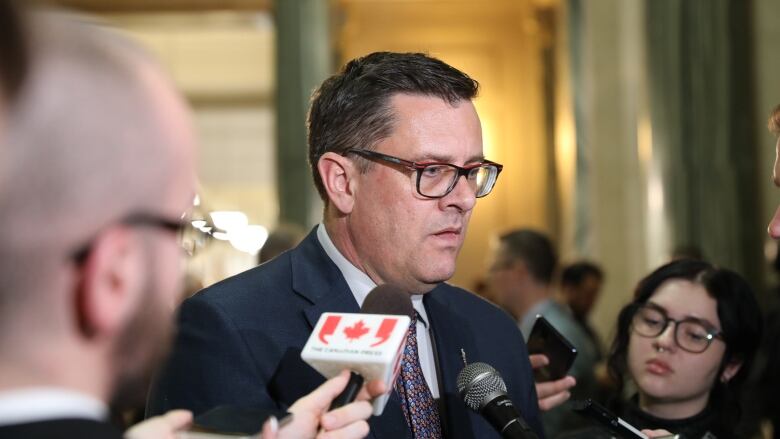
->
275;0;330;227
645;0;762;286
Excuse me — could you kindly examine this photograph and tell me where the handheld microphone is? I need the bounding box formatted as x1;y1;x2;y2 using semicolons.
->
457;362;539;439
301;284;413;415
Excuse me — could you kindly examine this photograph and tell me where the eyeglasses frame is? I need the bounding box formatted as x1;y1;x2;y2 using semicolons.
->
71;212;185;264
630;303;724;354
343;148;503;199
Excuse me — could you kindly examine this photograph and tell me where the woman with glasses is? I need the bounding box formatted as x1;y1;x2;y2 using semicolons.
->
562;259;762;439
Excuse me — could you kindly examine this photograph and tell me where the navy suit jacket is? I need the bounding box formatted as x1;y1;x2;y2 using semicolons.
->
148;229;544;438
0;419;122;438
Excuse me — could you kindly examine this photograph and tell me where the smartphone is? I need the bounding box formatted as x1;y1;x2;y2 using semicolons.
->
572;398;648;439
177;405;292;439
526;314;577;381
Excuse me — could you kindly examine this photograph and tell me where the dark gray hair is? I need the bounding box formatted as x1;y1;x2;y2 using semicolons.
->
307;51;479;200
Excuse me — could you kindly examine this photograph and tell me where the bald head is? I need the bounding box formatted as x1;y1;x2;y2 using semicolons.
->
0;10;196;335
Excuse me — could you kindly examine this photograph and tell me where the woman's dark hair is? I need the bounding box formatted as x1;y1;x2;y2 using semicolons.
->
607;259;762;428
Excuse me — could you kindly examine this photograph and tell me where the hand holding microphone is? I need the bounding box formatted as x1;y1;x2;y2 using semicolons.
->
301;284;414;415
259;370;386;439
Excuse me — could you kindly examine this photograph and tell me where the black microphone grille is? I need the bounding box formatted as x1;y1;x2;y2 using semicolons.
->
360;284;414;318
457;362;507;411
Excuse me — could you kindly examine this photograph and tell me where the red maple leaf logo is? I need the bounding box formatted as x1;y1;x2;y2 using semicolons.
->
343;320;370;341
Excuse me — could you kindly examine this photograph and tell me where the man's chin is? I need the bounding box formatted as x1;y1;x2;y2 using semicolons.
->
416;265;456;290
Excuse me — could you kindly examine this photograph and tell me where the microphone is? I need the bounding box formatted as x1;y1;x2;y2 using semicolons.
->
301;284;413;415
360;283;414;317
457;362;539;439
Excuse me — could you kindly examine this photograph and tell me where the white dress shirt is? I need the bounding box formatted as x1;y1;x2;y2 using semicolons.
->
317;224;440;398
0;387;108;426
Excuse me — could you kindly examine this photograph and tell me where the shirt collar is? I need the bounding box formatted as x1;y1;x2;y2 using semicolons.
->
317;223;376;308
0;387;108;426
316;224;428;326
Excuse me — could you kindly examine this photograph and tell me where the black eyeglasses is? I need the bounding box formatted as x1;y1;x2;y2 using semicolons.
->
631;303;724;353
344;148;503;199
72;213;185;264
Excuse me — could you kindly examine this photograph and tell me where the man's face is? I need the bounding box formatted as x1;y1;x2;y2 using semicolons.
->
111;77;197;407
348;94;483;293
486;244;521;309
111;263;173;409
565;275;602;319
769;137;780;239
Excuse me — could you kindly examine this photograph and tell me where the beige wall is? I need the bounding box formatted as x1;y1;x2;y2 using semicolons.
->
105;12;278;284
337;0;556;292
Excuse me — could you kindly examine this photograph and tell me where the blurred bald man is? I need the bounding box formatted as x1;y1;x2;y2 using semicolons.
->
0;8;381;439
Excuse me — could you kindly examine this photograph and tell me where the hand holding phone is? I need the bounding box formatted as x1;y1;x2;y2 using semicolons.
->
572;398;648;439
526;315;578;381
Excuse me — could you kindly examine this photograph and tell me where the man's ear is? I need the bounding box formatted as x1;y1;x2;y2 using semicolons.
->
74;227;144;339
318;152;358;214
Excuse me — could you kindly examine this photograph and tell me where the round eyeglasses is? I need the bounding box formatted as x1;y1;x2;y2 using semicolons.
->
344;148;503;199
630;304;724;353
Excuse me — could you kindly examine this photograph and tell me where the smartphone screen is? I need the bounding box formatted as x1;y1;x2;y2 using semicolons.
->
572;399;648;439
526;315;577;381
180;405;292;438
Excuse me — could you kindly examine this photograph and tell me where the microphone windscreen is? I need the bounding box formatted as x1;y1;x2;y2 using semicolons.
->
360;284;414;318
457;362;508;411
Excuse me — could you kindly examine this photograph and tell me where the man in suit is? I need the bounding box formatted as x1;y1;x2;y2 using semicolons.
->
0;7;380;439
150;52;545;438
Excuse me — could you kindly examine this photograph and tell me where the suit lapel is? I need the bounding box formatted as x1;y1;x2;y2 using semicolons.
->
289;229;412;439
290;229;361;325
424;286;480;439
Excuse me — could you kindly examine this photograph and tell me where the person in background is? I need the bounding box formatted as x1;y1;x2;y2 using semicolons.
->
670;245;705;262
258;223;306;264
560;261;605;361
487;229;598;437
0;7;381;439
564;259;762;439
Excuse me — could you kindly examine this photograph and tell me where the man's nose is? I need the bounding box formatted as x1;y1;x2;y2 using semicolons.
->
441;173;477;212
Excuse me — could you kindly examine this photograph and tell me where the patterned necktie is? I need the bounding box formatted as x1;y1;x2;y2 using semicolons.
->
394;312;443;438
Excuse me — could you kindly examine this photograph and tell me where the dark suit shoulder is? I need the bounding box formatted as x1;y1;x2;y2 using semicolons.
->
434;283;519;333
194;251;295;304
184;252;313;330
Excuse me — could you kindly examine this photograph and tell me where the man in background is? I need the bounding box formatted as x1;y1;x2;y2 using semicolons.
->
150;51;546;438
487;229;598;437
560;261;604;361
0;7;379;438
258;223;305;264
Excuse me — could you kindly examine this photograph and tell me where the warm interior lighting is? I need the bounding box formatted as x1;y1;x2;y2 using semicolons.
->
208;210;268;254
210;211;248;231
637;115;653;166
212;231;229;241
229;224;269;255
